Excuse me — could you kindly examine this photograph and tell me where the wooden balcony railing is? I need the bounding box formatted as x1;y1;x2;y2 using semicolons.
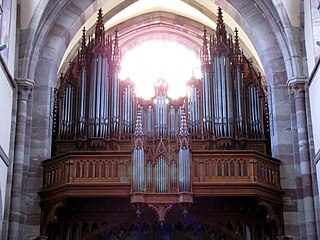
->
41;150;282;204
42;152;132;190
191;150;281;189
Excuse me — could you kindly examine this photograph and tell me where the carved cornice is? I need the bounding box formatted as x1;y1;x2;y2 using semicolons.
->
15;78;35;101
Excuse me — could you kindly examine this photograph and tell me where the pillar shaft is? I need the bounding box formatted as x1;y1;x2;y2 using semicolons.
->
8;79;34;240
291;83;317;239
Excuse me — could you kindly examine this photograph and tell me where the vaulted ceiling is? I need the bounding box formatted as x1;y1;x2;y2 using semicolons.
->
18;0;304;88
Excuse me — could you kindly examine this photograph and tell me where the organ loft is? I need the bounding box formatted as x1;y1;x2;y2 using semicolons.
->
40;8;283;240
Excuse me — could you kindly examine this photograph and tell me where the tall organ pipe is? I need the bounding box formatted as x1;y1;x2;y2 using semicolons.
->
78;69;86;135
213;54;234;137
178;108;191;192
88;55;110;138
61;85;74;136
235;67;244;135
202;67;212;133
111;70;120;134
133;107;145;192
132;147;144;192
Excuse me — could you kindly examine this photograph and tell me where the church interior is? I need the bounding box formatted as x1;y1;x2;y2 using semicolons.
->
0;1;320;239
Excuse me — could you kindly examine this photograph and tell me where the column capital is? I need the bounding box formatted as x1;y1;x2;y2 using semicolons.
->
15;78;35;101
289;82;305;100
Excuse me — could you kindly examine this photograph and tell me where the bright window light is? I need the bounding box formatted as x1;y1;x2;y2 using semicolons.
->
119;40;201;99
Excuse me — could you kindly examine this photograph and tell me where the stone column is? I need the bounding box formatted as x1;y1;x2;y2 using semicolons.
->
291;83;317;239
8;78;35;240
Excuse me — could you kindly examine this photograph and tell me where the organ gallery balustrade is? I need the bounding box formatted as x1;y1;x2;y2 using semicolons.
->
41;150;281;204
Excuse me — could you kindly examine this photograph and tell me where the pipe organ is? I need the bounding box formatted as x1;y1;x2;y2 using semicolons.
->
52;7;271;221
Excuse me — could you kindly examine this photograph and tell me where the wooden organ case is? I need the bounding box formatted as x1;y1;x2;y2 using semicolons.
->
40;8;284;240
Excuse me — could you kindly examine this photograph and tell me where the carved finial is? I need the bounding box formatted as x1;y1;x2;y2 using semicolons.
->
234;28;240;51
95;8;105;44
79;27;87;67
113;29;120;69
179;108;189;148
217;7;224;26
201;27;209;65
233;28;241;64
81;27;86;49
134;107;144;147
216;7;227;44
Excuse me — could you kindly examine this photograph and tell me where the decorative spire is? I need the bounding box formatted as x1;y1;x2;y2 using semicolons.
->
95;8;105;44
78;27;87;67
234;28;240;53
112;29;120;69
179;108;189;148
201;27;209;66
216;7;227;44
134;107;144;148
233;28;242;66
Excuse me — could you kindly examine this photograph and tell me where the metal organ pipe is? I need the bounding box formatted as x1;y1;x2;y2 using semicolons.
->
156;159;159;192
121;83;135;134
88;55;111;138
61;85;74;136
248;84;262;136
164;97;168;137
171;161;176;188
147;161;152;188
196;88;200;133
133;147;145;192
214;56;222;137
179;149;191;192
249;85;254;133
111;70;120;134
60;89;66;135
252;86;258;133
220;55;227;136
235;68;243;134
226;56;234;137
202;68;212;133
88;58;96;138
78;69;86;135
169;106;176;140
95;56;102;137
213;54;234;138
65;86;70;134
155;156;168;193
128;85;132;133
147;106;153;139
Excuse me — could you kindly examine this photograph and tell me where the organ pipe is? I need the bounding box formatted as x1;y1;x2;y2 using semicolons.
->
178;108;191;192
121;81;135;134
156;156;168;193
111;30;120;135
235;67;244;135
78;69;86;136
132;108;145;192
187;82;201;134
61;84;75;136
53;7;269;159
201;28;213;135
88;55;110;138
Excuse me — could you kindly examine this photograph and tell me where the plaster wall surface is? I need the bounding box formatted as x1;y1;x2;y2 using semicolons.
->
0;69;13;155
0;159;7;220
309;69;320;153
